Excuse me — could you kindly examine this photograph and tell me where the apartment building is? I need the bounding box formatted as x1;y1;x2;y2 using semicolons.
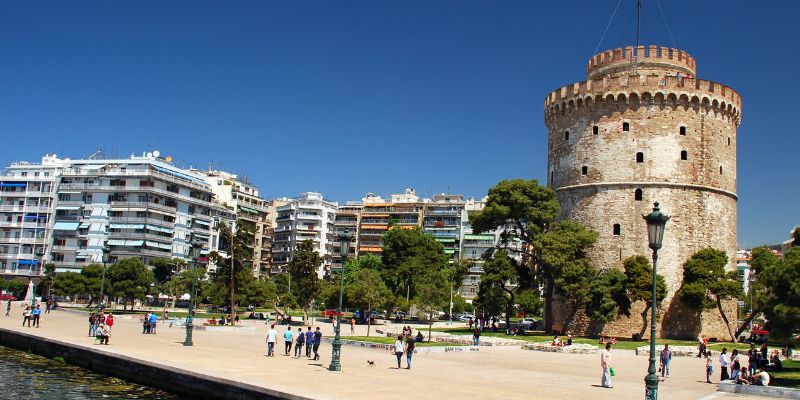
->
0;152;220;278
271;192;337;278
357;189;423;255
203;170;273;277
422;194;465;260
331;202;361;272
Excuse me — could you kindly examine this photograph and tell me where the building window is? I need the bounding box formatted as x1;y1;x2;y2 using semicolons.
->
581;166;588;175
681;150;688;160
613;224;621;236
593;126;599;135
623;122;630;132
634;189;643;201
636;152;644;163
728;137;731;146
720;165;723;175
550;171;554;184
564;131;569;141
680;126;686;135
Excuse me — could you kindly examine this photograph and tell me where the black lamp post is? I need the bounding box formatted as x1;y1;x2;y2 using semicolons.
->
642;202;670;400
99;242;110;309
329;228;351;371
183;235;205;347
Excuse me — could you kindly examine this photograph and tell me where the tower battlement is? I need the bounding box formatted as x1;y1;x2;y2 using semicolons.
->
588;46;696;80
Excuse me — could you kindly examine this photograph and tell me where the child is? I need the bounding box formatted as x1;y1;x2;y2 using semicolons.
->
705;350;714;384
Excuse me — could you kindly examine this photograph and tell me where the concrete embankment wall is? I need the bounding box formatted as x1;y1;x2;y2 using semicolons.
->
0;327;309;400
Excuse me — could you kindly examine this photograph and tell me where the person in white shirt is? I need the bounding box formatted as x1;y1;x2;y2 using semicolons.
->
754;369;770;386
719;348;730;380
266;324;278;357
393;335;404;370
600;343;613;388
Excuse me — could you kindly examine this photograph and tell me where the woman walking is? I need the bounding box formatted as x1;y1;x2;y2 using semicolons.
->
405;334;416;369
600;343;613;388
393;335;404;370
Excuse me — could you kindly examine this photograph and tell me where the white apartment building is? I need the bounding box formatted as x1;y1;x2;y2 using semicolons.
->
271;192;337;278
0;152;221;278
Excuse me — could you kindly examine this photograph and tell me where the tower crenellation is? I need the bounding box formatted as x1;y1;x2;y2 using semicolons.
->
545;46;741;339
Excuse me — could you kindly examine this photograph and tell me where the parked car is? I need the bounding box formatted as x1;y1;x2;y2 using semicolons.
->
0;293;17;301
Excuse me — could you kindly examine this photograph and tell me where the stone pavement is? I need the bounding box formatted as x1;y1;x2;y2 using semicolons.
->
0;306;762;400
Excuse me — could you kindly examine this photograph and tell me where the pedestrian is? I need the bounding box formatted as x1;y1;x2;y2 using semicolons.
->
305;326;314;358
142;312;151;334
106;313;114;331
720;348;730;381
89;312;97;336
697;335;707;358
45;299;52;314
294;327;305;358
97;324;110;345
148;312;158;334
706;350;714;383
405;334;416;369
468;317;473;330
5;299;10;316
266;324;277;357
731;349;741;381
600;343;613;388
32;304;41;327
350;317;356;335
660;344;672;378
393;334;404;369
312;327;322;361
22;306;32;327
284;326;293;355
748;344;758;375
472;328;481;346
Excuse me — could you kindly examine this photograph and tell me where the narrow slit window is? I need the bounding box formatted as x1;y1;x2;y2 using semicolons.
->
581;166;588;175
636;152;644;163
720;165;723;174
622;122;630;132
681;150;688;160
613;224;621;236
680;126;686;135
634;189;643;201
593;126;599;135
564;131;570;141
727;137;731;146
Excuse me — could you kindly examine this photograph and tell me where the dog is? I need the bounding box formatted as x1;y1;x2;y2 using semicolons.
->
367;360;375;367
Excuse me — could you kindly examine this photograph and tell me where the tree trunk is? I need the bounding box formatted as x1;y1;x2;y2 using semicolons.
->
543;277;554;333
639;304;651;339
428;316;433;342
503;287;515;334
302;306;308;323
367;302;372;337
716;297;737;342
734;308;761;338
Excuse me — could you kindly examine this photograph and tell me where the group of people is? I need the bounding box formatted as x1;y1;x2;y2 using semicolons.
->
206;314;238;326
550;334;573;347
709;347;772;386
21;304;43;328
88;310;114;345
141;312;158;334
265;325;323;360
393;331;420;370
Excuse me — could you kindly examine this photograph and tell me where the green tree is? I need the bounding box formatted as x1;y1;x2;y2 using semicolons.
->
286;240;322;321
534;220;598;332
515;288;542;317
341;253;382;285
793;227;800;247
477;250;530;330
80;264;109;307
380;227;449;318
206;220;255;324
449;294;471;315
761;247;800;344
414;270;450;341
469;179;560;331
622;255;667;337
346;269;391;336
52;272;86;300
240;278;278;309
151;258;184;284
106;258;154;310
735;246;779;338
43;263;56;298
677;248;742;341
586;268;628;330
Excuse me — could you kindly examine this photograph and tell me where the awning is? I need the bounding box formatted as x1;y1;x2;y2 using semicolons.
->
153;166;207;186
193;232;210;239
55;206;81;210
0;182;26;187
109;223;145;229
125;240;144;247
53;222;80;230
17;259;39;266
146;225;173;234
464;234;495;241
444;249;456;254
239;206;260;214
107;239;127;246
79;221;91;229
81;164;106;170
194;220;211;227
435;238;456;243
145;241;172;250
58;191;82;194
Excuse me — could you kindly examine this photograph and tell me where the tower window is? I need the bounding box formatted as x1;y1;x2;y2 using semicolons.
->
727;137;731;146
581;166;588;175
623;122;630;132
636;152;644;163
680;126;686;135
634;189;643;201
720;165;723;175
613;224;621;236
550;171;554;184
564;131;569;141
681;150;688;160
593;126;599;135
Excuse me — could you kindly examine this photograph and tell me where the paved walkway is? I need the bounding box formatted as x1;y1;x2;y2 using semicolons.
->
0;305;760;400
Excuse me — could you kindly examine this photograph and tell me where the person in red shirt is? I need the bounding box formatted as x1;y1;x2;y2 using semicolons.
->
105;313;115;330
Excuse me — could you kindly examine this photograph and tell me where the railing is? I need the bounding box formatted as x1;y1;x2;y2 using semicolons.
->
0;221;49;229
108;232;174;242
0;205;51;212
55;201;84;207
60;167;211;192
51;245;79;252
109;216;175;226
0;237;45;244
109;201;176;213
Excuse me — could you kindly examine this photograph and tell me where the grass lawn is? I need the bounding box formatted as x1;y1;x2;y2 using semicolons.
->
771;360;800;388
341;336;463;347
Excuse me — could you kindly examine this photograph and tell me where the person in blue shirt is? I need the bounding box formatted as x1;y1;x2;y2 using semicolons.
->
148;312;158;335
32;305;42;327
283;326;293;355
304;326;314;358
294;327;305;359
266;325;278;357
660;344;673;378
312;327;323;361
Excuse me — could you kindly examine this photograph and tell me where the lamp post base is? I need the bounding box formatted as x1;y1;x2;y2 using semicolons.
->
328;341;342;371
183;320;194;346
645;374;659;400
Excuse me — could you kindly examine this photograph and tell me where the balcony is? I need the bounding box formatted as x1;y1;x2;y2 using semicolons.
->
110;201;176;213
0;221;48;229
108;232;174;242
52;245;79;252
109;216;175;226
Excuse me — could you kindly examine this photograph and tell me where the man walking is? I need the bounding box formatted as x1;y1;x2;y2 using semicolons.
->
32;304;41;327
89;312;97;336
305;326;314;358
350;317;356;335
601;343;613;388
312;327;322;361
283;326;293;355
5;299;10;316
660;344;672;377
266;324;278;357
148;312;158;334
294;327;305;358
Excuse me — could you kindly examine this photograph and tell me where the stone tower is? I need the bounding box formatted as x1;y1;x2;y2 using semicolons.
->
544;46;742;339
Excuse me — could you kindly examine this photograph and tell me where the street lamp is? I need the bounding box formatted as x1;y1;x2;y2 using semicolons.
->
183;235;205;347
329;228;351;371
642;202;670;400
99;242;110;309
32;247;45;307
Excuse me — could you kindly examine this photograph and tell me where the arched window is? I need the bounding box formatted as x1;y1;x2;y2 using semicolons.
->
564;131;569;141
636;152;644;163
680;126;686;135
623;122;630;132
681;150;688;160
613;224;621;236
581;166;588;175
634;189;643;201
593;126;599;135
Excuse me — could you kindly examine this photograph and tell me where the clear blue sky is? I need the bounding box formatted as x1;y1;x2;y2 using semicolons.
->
0;1;796;248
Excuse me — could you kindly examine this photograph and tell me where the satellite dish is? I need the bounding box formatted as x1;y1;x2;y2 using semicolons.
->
153;150;160;158
165;156;174;163
146;152;153;158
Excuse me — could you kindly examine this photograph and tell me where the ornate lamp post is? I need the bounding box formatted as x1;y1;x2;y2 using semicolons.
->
32;247;45;307
183;235;205;347
642;202;670;400
329;228;351;371
99;242;110;309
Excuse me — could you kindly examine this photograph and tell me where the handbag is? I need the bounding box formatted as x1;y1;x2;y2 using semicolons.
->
610;367;616;377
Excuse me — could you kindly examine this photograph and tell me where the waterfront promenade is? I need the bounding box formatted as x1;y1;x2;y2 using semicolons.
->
0;308;759;400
